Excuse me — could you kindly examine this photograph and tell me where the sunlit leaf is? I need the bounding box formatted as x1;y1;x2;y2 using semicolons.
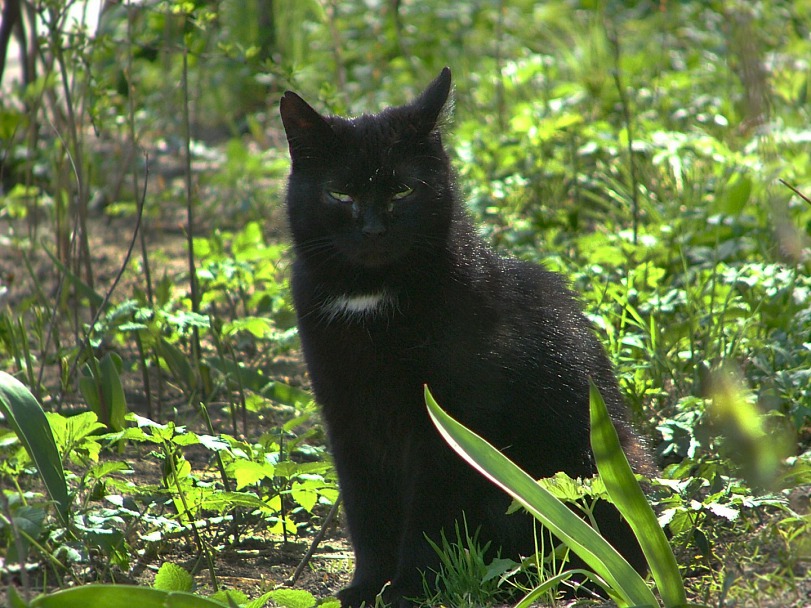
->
0;372;70;527
154;562;194;593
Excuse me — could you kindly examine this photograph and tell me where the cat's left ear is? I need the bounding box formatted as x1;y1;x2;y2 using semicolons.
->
411;67;453;133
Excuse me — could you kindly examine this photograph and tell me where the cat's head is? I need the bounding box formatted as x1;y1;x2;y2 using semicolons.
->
280;68;455;272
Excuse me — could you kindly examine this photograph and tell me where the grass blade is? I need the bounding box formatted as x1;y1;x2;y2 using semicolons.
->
43;246;105;309
589;381;686;607
424;386;658;607
0;371;70;527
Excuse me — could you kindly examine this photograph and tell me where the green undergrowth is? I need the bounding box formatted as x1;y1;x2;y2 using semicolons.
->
1;0;810;606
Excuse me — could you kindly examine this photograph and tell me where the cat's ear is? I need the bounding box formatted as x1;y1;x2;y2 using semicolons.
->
411;67;453;133
279;92;334;158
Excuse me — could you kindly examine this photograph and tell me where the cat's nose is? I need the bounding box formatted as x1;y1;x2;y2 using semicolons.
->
362;223;386;238
361;211;387;238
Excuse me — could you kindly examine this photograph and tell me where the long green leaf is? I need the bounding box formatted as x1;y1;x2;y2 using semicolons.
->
100;352;128;431
43;245;105;308
206;355;311;406
29;585;228;608
589;382;687;607
0;372;70;527
424;386;658;608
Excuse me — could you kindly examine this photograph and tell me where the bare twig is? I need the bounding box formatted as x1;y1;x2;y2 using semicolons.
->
287;494;342;586
125;0;156;420
47;4;95;311
57;155;150;410
780;179;811;206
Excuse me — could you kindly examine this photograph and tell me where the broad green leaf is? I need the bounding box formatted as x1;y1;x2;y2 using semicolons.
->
7;585;27;608
29;585;228;608
290;481;318;513
425;386;657;608
713;173;752;215
13;505;47;537
79;375;102;414
45;411;106;464
261;588;317;608
589;381;686;607
206;356;312;407
158;339;198;392
79;353;128;431
536;471;609;502
222;316;275;339
262;381;311;407
706;368;791;490
196;434;231;452
87;460;132;479
228;460;275;489
198;491;269;512
0;372;70;527
154;562;194;593
211;590;248;607
172;432;202;447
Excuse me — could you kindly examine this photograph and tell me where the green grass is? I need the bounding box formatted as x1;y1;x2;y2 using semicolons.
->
1;0;810;606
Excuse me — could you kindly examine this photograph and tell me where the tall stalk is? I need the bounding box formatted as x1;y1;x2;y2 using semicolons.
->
605;17;640;247
181;41;205;396
46;3;95;313
125;0;158;420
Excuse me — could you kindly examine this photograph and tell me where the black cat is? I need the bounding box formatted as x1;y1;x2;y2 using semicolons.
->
279;68;653;607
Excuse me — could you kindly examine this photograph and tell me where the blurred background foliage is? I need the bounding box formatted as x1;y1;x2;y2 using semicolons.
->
0;0;810;604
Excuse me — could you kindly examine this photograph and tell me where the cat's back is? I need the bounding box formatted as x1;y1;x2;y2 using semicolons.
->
440;237;605;365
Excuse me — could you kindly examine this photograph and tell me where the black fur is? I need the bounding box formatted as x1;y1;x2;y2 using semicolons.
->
280;68;651;607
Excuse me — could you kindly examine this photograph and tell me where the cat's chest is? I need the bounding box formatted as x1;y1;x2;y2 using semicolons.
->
299;304;431;371
319;291;397;324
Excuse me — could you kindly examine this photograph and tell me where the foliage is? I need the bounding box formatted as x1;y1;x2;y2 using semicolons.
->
1;372;336;596
426;385;682;608
420;518;516;608
0;0;809;605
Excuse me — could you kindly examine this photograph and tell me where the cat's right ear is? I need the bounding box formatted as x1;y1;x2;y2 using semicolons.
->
279;92;334;158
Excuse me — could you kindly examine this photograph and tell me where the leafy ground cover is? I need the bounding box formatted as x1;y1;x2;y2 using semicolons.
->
1;0;810;606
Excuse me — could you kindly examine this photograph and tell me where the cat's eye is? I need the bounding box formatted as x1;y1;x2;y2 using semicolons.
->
392;186;414;201
327;190;354;204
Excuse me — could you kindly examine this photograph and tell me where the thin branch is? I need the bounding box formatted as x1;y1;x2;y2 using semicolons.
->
287;494;342;586
58;156;150;409
780;178;811;206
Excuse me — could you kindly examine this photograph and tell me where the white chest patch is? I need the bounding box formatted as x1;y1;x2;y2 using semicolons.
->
321;292;395;323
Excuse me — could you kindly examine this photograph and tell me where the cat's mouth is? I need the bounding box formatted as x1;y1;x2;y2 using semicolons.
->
339;240;407;268
349;248;401;268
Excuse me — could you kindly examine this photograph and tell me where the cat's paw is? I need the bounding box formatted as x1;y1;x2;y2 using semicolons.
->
380;580;421;608
336;582;388;608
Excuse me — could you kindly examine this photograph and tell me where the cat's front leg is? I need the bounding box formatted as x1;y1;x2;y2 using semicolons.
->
331;443;404;607
383;440;498;606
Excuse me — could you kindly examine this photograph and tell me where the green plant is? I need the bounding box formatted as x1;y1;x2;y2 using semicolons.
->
420;518;515;607
425;383;694;608
0;367;332;597
0;372;70;528
0;0;808;604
